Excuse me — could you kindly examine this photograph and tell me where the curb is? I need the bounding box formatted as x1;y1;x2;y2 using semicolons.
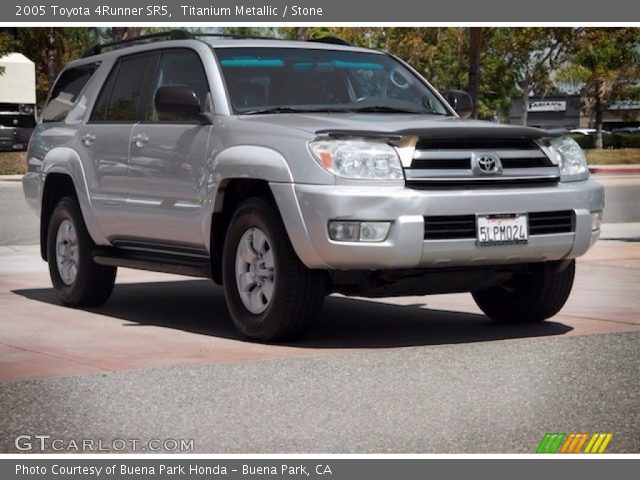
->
589;165;640;175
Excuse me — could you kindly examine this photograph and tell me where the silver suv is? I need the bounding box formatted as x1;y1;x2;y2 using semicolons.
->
23;31;604;341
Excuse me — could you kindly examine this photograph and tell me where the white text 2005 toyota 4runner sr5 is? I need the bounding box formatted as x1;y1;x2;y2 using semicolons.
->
23;31;604;341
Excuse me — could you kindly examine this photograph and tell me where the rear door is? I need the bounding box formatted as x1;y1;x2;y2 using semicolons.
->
127;48;212;249
76;53;154;240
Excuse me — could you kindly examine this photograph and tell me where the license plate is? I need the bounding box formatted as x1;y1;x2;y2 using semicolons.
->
12;143;24;150
477;213;528;246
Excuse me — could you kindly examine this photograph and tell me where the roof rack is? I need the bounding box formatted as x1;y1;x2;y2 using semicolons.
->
308;37;352;46
195;33;283;42
81;30;194;58
80;30;353;59
197;33;351;46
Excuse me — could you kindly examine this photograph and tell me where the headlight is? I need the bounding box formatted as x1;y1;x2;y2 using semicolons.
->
550;136;589;182
308;139;404;180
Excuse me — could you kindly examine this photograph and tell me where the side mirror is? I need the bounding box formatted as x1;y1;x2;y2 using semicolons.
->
443;90;473;119
154;84;202;120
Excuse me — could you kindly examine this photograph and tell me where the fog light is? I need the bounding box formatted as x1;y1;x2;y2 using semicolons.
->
359;222;391;242
329;221;360;241
591;211;603;232
328;221;391;242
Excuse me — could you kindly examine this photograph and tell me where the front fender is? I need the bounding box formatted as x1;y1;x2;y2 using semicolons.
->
199;145;327;268
209;145;294;190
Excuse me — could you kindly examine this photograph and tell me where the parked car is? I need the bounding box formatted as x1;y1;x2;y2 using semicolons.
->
23;31;604;341
0;112;36;151
611;127;640;134
569;128;611;136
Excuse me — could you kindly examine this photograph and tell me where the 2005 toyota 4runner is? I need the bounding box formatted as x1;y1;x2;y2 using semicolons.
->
23;31;604;341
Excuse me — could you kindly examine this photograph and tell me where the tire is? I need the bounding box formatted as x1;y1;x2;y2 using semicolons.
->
47;196;117;307
222;197;325;342
471;260;575;323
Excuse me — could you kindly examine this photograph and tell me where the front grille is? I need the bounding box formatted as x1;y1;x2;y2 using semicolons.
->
410;157;553;170
413;158;470;169
500;157;553;168
424;211;576;240
416;138;537;150
408;177;559;189
424;215;476;240
528;211;575;235
407;136;559;187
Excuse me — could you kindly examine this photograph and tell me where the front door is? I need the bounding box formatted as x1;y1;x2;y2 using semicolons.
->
127;49;212;249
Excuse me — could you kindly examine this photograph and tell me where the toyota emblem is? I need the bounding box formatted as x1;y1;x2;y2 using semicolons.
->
473;153;502;175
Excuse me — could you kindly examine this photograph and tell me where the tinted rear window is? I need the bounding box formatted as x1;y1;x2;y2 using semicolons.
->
91;54;152;122
42;63;99;122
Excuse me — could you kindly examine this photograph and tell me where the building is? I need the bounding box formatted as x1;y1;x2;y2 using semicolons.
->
509;95;640;130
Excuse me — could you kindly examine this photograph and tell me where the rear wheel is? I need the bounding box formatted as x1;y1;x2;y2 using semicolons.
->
222;197;325;342
472;260;575;323
47;197;116;307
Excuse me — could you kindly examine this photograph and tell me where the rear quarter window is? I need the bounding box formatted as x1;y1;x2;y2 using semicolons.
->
41;63;99;123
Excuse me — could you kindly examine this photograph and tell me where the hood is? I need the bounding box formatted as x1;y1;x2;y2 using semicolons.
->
237;113;548;139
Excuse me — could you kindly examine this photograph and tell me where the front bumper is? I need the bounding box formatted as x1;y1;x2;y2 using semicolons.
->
270;180;604;270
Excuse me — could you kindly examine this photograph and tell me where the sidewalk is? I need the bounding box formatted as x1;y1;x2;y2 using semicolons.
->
0;174;23;181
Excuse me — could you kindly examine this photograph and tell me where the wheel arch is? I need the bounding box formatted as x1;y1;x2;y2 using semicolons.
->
39;147;107;260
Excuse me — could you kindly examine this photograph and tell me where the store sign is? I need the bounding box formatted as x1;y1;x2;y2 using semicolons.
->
528;101;567;112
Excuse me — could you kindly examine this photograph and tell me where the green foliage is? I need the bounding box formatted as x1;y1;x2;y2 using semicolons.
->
559;28;640;147
0;28;100;103
613;133;640;149
1;26;639;130
570;133;640;149
570;134;596;149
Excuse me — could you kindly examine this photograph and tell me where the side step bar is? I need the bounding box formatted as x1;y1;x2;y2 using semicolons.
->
93;248;211;278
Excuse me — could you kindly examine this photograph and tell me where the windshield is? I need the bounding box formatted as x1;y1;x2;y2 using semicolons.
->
214;47;451;116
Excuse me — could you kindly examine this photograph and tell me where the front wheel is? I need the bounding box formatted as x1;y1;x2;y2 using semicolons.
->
472;260;575;323
222;197;326;342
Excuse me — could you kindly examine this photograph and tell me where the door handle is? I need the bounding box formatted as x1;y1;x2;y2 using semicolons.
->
132;132;149;148
80;133;96;146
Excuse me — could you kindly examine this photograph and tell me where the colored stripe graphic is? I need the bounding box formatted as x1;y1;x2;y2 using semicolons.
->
560;434;576;453
584;433;614;453
537;433;613;453
597;433;613;453
536;433;566;453
571;434;589;453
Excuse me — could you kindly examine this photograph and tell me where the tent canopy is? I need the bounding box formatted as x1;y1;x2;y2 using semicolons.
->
0;53;36;105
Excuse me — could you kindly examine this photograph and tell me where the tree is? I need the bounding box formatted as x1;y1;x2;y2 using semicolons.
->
492;28;572;126
0;28;100;103
217;27;275;38
468;28;483;118
559;28;640;148
108;28;142;42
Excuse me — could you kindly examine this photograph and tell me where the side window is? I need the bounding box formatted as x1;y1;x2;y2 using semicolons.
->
146;50;210;122
90;54;152;122
42;63;99;122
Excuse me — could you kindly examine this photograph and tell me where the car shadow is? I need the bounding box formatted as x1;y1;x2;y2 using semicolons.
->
12;279;572;349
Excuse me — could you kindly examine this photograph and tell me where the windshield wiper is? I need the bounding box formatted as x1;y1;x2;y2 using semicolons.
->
242;105;447;115
342;105;427;114
242;107;344;115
